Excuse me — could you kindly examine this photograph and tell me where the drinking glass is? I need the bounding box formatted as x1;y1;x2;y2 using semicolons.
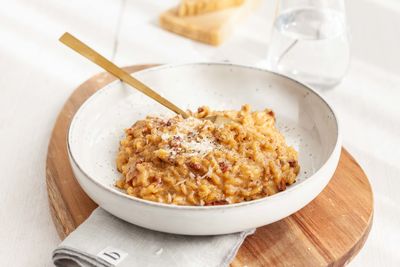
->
266;0;350;89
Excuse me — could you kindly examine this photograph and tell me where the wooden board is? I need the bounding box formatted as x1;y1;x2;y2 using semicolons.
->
46;65;373;267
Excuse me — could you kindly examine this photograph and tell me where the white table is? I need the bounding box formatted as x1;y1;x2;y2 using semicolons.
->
0;0;399;266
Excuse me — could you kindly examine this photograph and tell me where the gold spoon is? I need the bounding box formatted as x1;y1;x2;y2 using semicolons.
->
59;32;189;119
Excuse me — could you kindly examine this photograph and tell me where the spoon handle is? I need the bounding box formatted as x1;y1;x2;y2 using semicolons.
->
59;32;189;118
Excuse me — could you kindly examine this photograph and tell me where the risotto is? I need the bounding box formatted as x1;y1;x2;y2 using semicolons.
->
116;105;300;206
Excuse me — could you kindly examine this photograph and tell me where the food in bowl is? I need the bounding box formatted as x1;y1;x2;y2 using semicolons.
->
116;104;300;206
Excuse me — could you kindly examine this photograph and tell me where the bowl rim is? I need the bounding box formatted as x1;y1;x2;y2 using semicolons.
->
67;62;342;210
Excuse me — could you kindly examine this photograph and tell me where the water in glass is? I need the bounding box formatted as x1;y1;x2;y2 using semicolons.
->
266;7;350;89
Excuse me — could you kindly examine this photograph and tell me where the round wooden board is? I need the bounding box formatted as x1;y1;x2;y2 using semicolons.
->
46;65;373;267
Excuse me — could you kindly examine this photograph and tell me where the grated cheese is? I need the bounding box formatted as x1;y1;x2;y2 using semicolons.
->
200;166;213;179
163;116;220;158
181;138;215;157
161;133;170;141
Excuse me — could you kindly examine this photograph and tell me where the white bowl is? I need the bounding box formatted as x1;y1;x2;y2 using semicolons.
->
68;63;341;235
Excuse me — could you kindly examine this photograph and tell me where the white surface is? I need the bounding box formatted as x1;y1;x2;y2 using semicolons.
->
68;63;340;235
0;0;399;265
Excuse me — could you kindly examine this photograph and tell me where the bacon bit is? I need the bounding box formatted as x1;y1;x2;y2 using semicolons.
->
169;136;182;148
149;176;161;184
166;120;172;126
267;110;275;118
205;200;229;206
187;132;195;141
134;160;144;168
142;128;151;135
167;157;176;164
288;160;297;168
218;161;229;172
278;178;287;191
197;107;204;113
188;162;202;171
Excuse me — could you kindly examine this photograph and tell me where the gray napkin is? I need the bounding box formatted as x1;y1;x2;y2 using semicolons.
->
52;208;255;267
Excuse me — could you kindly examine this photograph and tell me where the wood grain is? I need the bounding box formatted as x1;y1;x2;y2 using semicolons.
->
46;65;373;266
